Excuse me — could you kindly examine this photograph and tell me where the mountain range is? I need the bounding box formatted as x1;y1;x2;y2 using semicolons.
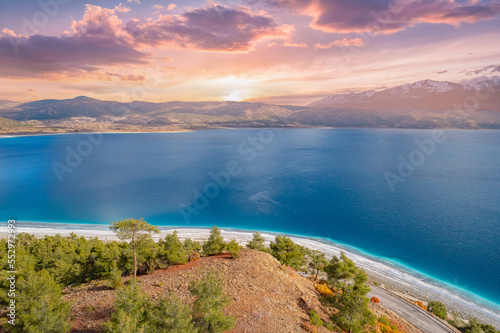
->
1;78;499;132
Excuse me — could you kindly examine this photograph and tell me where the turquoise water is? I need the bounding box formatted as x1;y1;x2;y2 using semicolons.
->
1;129;499;307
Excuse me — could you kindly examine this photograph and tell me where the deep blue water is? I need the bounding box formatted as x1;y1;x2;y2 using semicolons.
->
1;129;499;306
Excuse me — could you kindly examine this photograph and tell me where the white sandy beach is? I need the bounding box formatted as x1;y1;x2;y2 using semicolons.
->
2;222;500;329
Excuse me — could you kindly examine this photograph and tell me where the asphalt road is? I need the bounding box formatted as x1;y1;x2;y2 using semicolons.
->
368;285;457;333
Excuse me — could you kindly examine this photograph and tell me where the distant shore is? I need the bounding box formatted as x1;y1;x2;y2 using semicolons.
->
2;127;499;138
2;221;499;329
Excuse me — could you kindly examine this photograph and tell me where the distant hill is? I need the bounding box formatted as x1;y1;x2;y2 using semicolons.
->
0;115;30;132
0;100;20;109
1;79;499;130
308;79;500;112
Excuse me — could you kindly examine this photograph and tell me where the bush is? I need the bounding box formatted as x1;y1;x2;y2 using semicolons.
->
105;280;148;332
14;270;72;333
246;232;266;251
226;239;240;259
184;238;202;253
325;321;334;331
378;316;390;326
188;252;201;262
270;236;306;270
428;301;447;320
160;230;188;265
202;226;226;256
316;284;334;298
415;301;427;311
146;292;197;333
189;268;236;333
107;265;123;290
310;309;323;327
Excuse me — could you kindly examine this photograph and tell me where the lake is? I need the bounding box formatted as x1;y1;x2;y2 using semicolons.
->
1;128;499;307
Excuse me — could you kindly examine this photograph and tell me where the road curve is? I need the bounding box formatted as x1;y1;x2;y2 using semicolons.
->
367;285;457;333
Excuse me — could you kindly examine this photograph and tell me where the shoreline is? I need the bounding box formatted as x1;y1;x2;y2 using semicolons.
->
2;222;499;329
2;127;499;138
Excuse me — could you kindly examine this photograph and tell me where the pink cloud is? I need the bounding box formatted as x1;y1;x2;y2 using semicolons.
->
263;0;500;33
315;38;365;49
333;38;365;47
126;4;293;52
0;3;292;78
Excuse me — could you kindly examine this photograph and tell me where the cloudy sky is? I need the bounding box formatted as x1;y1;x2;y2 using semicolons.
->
0;0;499;104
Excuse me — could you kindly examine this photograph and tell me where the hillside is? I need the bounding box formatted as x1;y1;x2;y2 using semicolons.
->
1;79;499;133
62;249;422;333
0;116;31;132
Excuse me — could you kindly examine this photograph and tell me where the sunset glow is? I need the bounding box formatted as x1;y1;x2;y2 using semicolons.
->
0;0;499;104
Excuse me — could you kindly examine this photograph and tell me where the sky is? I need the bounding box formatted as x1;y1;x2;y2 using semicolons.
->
0;0;499;104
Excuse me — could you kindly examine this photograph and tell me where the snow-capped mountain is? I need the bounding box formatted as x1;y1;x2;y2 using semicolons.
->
385;80;460;95
308;90;376;107
308;78;500;111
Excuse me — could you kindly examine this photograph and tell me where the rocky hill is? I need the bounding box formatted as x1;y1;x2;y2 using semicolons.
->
62;249;422;333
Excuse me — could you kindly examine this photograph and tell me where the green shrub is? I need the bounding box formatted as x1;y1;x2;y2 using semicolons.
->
160;231;188;265
270;236;306;270
310;309;323;327
14;270;72;333
189;268;236;333
107;265;123;290
325;321;334;331
378;316;390;326
226;239;240;259
247;232;266;251
202;226;226;256
428;301;447;320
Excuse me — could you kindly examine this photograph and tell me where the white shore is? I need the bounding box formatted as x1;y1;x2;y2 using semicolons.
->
2;222;500;329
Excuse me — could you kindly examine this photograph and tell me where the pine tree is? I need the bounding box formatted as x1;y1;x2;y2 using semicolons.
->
226;239;240;259
109;218;160;278
146;292;197;333
246;232;266;251
189;268;236;333
14;270;71;333
160;230;189;265
309;250;327;280
202;226;225;256
270;236;306;270
105;280;148;332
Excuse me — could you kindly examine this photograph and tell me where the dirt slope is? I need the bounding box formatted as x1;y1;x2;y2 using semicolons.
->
63;249;422;333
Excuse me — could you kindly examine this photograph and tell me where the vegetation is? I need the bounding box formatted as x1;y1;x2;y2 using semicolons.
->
428;300;447;320
1;222;495;333
269;235;307;270
226;239;241;259
105;280;149;332
203;226;226;256
309;250;327;280
316;283;335;298
105;268;235;333
378;316;390;326
147;292;197;333
109;217;160;279
13;270;71;333
323;252;374;333
184;238;202;254
310;309;323;327
189;268;236;333
246;232;267;252
160;230;189;265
